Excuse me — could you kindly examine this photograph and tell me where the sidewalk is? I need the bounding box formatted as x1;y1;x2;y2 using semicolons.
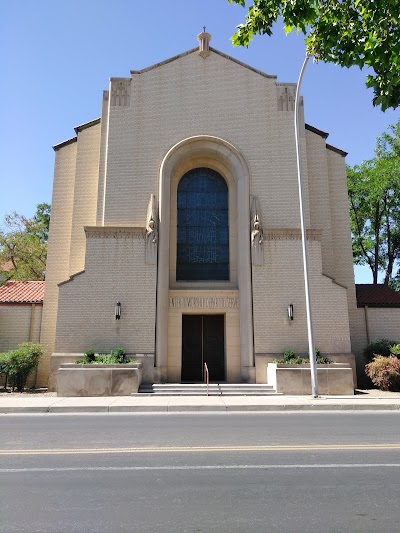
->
1;393;400;413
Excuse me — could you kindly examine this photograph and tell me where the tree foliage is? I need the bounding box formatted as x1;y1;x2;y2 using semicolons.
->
229;0;400;111
347;121;400;286
0;203;51;283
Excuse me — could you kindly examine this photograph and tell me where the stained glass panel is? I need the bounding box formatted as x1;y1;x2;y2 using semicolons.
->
177;168;229;280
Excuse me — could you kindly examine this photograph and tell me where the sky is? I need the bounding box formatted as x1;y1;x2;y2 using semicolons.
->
1;0;399;283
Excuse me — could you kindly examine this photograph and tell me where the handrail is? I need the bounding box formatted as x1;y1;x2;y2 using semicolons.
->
204;362;209;396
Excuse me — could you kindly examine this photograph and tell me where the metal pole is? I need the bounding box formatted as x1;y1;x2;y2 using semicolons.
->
294;55;318;398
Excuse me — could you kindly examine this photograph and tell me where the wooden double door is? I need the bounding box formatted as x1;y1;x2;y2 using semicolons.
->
181;314;225;382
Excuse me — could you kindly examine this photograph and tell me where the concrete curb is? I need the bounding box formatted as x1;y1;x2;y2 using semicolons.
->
1;398;400;414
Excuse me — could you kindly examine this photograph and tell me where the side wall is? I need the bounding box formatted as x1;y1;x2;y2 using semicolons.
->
0;304;42;352
252;234;351;356
325;149;360;367
54;227;157;354
40;123;101;386
355;307;400;352
39;141;77;385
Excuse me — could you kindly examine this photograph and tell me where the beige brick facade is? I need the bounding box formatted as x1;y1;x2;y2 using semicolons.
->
0;304;42;353
41;36;373;388
354;307;400;355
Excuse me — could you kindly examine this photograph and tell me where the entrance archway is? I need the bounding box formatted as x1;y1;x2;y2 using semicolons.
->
156;135;254;383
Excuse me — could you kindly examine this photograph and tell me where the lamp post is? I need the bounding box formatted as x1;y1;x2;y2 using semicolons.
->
294;55;318;398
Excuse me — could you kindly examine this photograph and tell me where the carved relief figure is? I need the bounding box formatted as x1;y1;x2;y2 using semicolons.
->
251;215;264;266
145;194;158;264
250;196;264;266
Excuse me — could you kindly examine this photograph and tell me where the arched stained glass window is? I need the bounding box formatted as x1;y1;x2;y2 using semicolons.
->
177;168;229;281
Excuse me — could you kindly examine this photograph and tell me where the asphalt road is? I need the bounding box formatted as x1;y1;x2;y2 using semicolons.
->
1;413;400;532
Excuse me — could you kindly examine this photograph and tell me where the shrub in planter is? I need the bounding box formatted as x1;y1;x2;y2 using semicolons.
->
110;348;126;364
84;349;96;362
1;343;44;392
283;348;296;363
364;339;397;363
76;348;135;365
273;349;332;365
365;355;400;391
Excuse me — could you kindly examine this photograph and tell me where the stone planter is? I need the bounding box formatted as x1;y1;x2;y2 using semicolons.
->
57;363;142;397
267;363;354;395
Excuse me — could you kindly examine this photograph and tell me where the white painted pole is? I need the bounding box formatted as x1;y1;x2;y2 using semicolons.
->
294;55;318;398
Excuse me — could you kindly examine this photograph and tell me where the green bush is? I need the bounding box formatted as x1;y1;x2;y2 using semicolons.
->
390;344;400;356
0;343;43;392
364;339;397;363
283;356;306;365
273;355;332;365
316;354;332;364
95;354;123;364
365;355;400;391
0;353;8;388
110;348;126;363
76;348;134;365
283;348;296;363
84;349;96;362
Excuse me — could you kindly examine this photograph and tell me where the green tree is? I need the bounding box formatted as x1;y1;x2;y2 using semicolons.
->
0;203;51;283
229;0;400;111
347;122;400;286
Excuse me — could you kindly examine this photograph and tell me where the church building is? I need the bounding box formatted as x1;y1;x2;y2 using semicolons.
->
39;32;362;389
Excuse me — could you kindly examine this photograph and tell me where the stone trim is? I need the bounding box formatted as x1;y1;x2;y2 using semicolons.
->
210;48;276;79
53;136;77;151
326;143;348;157
305;124;329;139
322;273;348;290
130;46;276;80
58;270;85;287
74;118;101;134
53;118;101;151
263;228;322;241
131;48;198;74
84;226;146;239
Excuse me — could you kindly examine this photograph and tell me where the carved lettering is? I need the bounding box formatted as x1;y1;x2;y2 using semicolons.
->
169;296;239;309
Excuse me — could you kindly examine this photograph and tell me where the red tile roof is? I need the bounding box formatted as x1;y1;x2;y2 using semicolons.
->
356;284;400;307
0;281;45;303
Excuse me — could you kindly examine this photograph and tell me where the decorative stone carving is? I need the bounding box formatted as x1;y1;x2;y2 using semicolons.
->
145;194;158;264
169;296;239;309
110;78;131;106
263;228;322;241
84;226;145;239
250;197;264;266
277;84;297;112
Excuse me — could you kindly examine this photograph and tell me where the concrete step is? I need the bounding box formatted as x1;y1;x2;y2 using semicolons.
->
137;383;278;396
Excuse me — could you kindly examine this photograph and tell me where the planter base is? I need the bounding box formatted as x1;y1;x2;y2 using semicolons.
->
267;363;354;395
57;364;142;396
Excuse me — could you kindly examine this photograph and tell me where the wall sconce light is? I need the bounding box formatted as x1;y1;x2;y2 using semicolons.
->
287;304;294;321
115;302;121;320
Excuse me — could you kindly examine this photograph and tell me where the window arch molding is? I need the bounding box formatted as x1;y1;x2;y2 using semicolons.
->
156;135;254;379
